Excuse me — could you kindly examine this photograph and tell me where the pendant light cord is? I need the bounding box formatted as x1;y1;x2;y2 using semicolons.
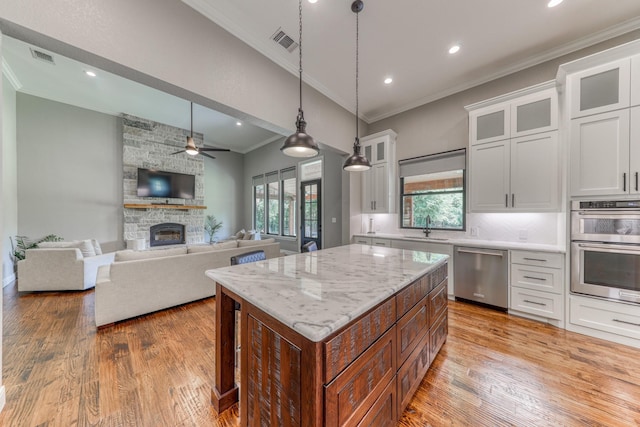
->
298;0;303;119
355;9;359;142
190;102;194;137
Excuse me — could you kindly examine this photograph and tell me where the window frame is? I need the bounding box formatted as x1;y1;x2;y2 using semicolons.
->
252;168;298;239
252;175;266;233
398;149;466;232
281;171;297;237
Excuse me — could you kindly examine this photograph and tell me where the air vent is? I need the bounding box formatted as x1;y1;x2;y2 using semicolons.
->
30;48;55;64
271;27;298;53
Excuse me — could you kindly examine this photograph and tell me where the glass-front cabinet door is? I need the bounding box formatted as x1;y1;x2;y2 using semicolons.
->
470;103;510;145
569;58;631;119
510;88;558;138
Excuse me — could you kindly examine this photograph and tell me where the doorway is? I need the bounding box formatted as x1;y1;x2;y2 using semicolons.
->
301;179;321;250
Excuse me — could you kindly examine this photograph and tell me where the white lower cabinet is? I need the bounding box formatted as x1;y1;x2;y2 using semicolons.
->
509;250;564;323
353;236;372;245
351;236;391;248
570;295;640;341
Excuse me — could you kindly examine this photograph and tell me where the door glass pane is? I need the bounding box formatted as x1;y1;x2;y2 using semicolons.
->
584;251;640;291
304;183;318;238
517;99;551;132
476;110;505;140
580;68;619;111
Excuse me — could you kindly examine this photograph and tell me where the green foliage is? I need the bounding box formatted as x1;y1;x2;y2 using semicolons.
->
11;234;64;261
405;193;463;230
204;215;223;243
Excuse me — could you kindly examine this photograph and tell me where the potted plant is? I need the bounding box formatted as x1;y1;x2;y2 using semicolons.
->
10;234;64;263
204;215;223;244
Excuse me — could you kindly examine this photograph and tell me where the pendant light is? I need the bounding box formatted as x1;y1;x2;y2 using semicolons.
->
281;0;319;158
343;0;371;172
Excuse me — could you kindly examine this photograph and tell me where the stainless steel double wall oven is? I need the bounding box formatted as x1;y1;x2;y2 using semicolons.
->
571;200;640;304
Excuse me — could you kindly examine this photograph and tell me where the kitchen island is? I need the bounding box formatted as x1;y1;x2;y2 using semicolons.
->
206;244;449;426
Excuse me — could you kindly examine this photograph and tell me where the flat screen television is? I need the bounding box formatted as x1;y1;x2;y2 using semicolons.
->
137;168;196;199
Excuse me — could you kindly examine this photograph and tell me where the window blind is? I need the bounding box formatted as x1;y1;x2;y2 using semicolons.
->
399;149;466;177
252;175;264;186
265;171;279;184
280;167;296;181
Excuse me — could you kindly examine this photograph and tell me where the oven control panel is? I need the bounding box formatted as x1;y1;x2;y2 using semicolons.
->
577;200;640;209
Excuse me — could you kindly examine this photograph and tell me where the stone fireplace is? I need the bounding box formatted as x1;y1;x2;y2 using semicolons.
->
122;114;206;247
149;223;185;247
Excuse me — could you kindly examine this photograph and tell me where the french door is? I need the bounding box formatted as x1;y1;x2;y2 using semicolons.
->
301;180;321;250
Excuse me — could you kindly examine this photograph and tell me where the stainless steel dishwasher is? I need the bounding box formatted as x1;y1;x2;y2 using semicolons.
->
454;246;508;310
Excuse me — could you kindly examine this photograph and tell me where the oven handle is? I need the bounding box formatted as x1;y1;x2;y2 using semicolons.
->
575;211;640;216
576;242;640;253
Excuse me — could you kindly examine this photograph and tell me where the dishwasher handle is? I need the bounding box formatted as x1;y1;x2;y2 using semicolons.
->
456;248;505;257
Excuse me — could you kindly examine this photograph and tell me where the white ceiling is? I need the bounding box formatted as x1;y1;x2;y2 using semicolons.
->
1;36;283;154
3;1;640;153
184;0;640;122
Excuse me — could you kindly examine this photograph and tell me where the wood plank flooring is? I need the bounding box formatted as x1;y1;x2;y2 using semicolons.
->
1;281;639;426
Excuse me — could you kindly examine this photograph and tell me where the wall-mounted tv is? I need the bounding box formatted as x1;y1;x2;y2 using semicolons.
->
137;168;196;199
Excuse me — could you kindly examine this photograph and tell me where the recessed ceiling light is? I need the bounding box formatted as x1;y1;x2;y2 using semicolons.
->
448;45;460;54
236;121;242;126
85;70;97;77
384;77;393;85
547;0;563;7
308;0;318;3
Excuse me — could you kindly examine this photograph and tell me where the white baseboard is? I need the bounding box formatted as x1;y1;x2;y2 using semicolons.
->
0;385;6;413
2;273;16;288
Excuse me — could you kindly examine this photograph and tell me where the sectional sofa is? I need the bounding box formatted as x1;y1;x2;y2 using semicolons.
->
94;239;281;327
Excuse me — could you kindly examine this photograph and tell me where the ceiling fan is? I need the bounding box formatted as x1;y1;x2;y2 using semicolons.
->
171;102;231;160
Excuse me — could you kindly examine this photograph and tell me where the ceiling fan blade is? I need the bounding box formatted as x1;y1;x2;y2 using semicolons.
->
199;147;231;152
171;150;186;155
200;152;216;160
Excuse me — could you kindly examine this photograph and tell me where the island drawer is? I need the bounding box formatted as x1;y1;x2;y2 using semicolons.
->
324;298;396;383
428;279;448;321
357;377;396;427
396;296;428;366
396;274;429;318
325;327;396;427
397;327;430;415
429;310;448;366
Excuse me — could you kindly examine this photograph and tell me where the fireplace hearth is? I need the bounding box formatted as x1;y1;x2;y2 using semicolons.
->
150;223;186;247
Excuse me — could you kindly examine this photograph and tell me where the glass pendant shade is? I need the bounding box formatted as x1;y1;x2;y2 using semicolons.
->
343;138;371;171
185;136;199;155
281;113;319;157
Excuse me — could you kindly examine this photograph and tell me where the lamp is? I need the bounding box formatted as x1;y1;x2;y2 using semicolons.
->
281;0;319;158
186;102;198;155
343;0;371;172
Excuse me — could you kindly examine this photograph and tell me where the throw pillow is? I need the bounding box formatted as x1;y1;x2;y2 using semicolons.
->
91;239;103;255
235;229;245;240
252;231;262;240
243;230;254;240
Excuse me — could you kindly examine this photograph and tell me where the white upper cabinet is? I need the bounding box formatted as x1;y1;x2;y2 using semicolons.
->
631;55;640;107
467;82;560;212
569;58;631;119
510;88;558;138
570;109;630;197
470;103;510;145
360;130;397;214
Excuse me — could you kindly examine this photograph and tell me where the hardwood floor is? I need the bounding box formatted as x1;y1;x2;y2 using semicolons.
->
1;282;639;426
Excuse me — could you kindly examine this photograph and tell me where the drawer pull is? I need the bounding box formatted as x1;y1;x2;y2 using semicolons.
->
523;299;546;306
523;275;547;281
523;258;547;262
375;242;386;246
613;318;640;328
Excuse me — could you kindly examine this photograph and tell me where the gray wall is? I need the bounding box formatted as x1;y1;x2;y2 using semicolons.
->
369;30;640;161
17;94;123;251
204;151;245;241
2;75;17;286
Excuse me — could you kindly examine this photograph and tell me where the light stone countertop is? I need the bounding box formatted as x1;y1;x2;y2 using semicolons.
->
352;233;565;253
205;244;448;342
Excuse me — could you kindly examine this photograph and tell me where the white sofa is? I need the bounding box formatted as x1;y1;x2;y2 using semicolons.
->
18;248;115;292
94;239;281;327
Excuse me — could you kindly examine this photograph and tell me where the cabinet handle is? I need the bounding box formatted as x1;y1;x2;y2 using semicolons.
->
523;299;546;306
636;172;638;192
623;172;627;192
613;318;640;327
523;258;547;262
523;275;547;281
505;194;508;208
375;242;386;246
512;194;515;208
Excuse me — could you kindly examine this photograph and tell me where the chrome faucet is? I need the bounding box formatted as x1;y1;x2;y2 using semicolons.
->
423;215;431;237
